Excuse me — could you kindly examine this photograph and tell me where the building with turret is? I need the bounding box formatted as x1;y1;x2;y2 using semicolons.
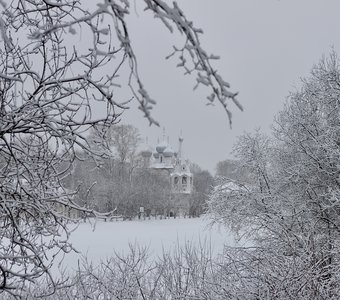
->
140;130;193;217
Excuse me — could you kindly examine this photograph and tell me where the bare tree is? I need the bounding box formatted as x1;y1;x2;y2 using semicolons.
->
86;124;142;217
19;242;225;300
188;163;214;217
94;124;141;178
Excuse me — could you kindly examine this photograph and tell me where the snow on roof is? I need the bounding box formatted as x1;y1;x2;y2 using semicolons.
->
151;163;174;169
170;171;192;177
163;145;175;157
214;180;245;194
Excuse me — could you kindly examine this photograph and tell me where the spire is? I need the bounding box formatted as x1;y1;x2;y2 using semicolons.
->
178;130;184;161
156;128;167;154
162;127;166;141
179;129;184;142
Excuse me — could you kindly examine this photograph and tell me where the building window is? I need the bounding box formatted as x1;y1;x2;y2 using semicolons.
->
182;176;187;184
174;177;179;185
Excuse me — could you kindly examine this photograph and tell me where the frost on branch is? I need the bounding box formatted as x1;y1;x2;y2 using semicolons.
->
144;0;242;126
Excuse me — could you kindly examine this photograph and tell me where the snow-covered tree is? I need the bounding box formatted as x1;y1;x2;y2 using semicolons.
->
208;53;340;299
0;0;240;297
189;164;214;216
209;130;274;234
271;53;340;296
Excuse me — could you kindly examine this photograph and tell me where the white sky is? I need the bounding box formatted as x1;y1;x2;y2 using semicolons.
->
116;0;340;173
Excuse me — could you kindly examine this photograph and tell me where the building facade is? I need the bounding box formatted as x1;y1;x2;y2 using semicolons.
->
140;131;193;217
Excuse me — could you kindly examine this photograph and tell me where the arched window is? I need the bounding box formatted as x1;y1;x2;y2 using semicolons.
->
174;177;179;185
182;176;187;184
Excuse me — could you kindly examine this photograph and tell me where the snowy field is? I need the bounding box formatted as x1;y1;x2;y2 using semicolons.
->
59;216;236;274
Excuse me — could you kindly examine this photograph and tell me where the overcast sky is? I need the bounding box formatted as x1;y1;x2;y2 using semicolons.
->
118;0;340;174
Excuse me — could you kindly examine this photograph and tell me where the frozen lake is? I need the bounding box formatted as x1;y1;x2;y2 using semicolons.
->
59;216;236;274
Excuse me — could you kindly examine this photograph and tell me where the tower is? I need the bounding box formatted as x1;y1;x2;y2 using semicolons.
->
139;130;193;217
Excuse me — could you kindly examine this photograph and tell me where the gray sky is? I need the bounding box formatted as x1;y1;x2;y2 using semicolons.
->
119;0;340;173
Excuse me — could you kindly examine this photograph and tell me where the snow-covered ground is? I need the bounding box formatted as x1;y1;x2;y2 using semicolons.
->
59;216;236;274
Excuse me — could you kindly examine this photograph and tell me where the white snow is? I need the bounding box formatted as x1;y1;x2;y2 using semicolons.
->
59;216;235;273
